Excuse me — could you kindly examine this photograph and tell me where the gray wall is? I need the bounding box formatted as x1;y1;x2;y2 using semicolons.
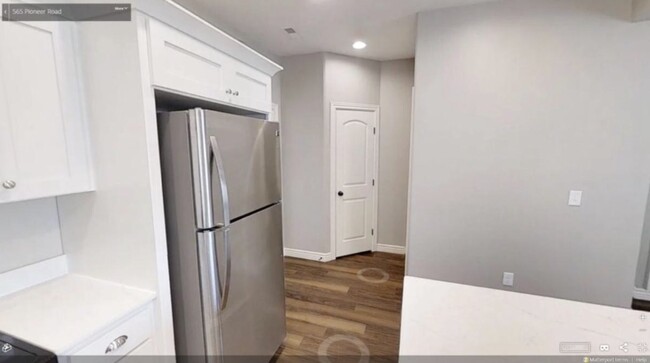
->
378;59;414;247
279;53;327;253
0;198;63;273
633;0;650;21
280;52;412;255
271;72;281;107
408;0;650;308
323;53;380;112
323;53;381;253
636;191;650;288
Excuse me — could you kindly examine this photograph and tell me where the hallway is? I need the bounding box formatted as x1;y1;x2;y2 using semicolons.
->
276;252;405;360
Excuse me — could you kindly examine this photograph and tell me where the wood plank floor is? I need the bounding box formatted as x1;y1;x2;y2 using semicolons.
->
274;252;405;361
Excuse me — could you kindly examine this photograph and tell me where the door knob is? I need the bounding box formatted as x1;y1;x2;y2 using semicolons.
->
2;180;16;189
226;89;233;95
338;191;344;197
233;91;239;96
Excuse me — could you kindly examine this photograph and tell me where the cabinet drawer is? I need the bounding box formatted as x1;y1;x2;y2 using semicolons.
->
71;306;154;362
116;339;155;363
124;339;155;356
149;18;231;103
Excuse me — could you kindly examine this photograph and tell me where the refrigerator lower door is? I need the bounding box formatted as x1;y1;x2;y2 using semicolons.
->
216;203;286;360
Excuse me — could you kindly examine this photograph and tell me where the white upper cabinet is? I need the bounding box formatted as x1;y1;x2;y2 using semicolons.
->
0;20;93;204
227;62;272;113
148;19;231;104
147;19;273;114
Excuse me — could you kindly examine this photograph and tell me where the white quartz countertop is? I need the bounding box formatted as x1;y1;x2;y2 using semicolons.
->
0;274;155;354
400;276;649;356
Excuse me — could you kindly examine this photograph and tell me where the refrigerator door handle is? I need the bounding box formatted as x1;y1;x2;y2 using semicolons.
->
209;136;232;311
220;227;232;310
197;230;222;357
209;136;231;225
189;108;214;230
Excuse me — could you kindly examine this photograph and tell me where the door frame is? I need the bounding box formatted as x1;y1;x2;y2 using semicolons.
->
405;86;415;269
329;102;380;259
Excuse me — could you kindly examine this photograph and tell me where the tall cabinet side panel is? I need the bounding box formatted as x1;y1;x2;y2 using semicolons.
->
158;112;207;356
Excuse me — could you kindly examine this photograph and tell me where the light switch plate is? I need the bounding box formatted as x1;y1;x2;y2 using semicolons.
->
502;272;514;287
568;190;583;207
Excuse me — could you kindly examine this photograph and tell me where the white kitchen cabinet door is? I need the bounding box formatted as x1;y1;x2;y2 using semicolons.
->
0;20;93;204
147;18;273;114
148;18;232;103
227;62;272;114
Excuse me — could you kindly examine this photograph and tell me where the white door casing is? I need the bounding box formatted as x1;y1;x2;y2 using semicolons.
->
331;103;379;258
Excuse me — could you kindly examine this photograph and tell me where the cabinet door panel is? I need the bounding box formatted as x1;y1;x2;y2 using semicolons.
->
0;20;92;203
2;22;69;181
0;64;14;181
149;19;231;102
229;62;272;113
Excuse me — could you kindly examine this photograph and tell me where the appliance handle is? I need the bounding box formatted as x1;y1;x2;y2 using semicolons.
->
220;227;232;310
209;136;230;226
209;136;232;311
197;230;220;356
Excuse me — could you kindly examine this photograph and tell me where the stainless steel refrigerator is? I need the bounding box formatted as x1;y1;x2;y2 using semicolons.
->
158;108;286;361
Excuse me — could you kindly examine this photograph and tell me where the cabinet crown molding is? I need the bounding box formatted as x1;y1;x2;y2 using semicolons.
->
133;0;283;76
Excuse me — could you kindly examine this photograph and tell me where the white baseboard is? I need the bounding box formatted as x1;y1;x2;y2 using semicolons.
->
284;245;405;261
0;255;68;298
284;248;334;262
376;244;406;255
634;288;650;301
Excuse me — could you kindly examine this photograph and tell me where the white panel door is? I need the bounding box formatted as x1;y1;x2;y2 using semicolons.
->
0;20;93;203
335;107;378;257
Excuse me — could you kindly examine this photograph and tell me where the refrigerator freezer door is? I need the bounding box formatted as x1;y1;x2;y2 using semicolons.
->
217;203;286;359
202;110;281;222
160;109;219;230
161;108;280;230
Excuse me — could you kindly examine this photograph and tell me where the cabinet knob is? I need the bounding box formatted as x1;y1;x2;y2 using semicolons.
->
226;89;232;95
2;180;16;189
233;91;239;96
105;335;128;354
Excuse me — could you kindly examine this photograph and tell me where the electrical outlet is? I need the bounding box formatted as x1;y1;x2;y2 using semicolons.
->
503;272;514;287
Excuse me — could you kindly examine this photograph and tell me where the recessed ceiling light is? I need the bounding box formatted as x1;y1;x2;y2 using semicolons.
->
352;41;367;50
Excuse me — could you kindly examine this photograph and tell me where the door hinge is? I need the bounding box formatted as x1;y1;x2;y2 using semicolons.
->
373;127;376;135
275;130;280;137
372;179;375;186
371;228;374;236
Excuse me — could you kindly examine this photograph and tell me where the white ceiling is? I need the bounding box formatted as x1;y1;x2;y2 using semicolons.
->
174;0;493;61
